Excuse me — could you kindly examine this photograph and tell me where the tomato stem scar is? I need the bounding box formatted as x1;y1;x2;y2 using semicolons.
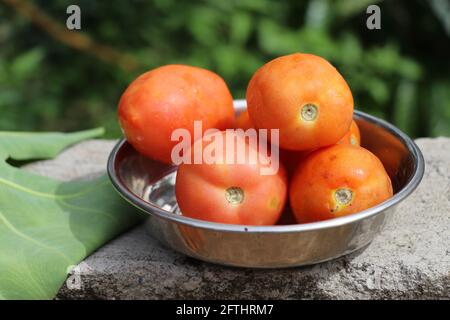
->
301;103;318;121
334;188;353;206
225;187;244;205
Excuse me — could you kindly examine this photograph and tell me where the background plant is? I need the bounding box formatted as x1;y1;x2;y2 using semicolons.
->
0;0;449;138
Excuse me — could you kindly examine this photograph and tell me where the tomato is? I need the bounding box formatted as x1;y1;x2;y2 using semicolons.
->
234;110;307;177
235;110;253;130
337;120;361;146
175;131;288;225
282;120;360;176
118;64;235;164
290;144;393;223
234;111;309;176
247;53;354;151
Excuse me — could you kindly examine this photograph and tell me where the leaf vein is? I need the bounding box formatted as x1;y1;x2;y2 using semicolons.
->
0;177;109;199
0;210;72;265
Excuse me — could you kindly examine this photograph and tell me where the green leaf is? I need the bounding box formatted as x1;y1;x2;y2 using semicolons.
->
393;80;417;135
0;129;142;299
338;33;363;65
305;0;330;29
0;128;105;161
10;48;45;81
230;12;253;45
429;0;450;36
397;58;422;81
335;0;382;18
187;7;222;46
365;76;390;104
429;80;450;137
257;19;300;55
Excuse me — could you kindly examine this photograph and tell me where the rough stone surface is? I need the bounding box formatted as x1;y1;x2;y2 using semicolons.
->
24;138;450;300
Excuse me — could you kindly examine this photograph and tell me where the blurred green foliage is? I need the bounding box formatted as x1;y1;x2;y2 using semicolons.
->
0;0;449;138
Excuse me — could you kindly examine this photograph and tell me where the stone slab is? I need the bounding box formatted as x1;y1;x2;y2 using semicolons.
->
24;138;450;299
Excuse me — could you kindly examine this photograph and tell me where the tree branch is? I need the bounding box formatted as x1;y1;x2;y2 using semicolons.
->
2;0;141;72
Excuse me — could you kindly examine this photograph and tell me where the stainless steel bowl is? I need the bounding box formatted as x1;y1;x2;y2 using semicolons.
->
108;99;424;268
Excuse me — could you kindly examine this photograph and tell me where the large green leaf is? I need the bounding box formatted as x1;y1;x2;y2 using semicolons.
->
0;129;142;299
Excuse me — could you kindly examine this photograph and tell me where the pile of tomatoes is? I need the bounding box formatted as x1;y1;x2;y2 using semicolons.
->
118;53;393;226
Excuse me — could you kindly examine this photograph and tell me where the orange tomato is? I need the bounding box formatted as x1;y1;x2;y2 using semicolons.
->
175;131;288;225
247;53;354;151
118;64;235;164
337;120;361;146
234;110;308;178
235;110;253;130
283;120;360;176
290;144;393;223
234;111;309;177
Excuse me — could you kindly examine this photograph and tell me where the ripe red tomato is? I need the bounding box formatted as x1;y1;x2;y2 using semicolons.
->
234;110;253;130
337;120;361;146
282;120;360;176
234;110;307;178
175;131;288;225
290;144;393;223
118;64;235;164
247;53;354;151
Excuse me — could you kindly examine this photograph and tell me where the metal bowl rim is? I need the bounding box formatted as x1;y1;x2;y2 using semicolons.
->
107;100;425;233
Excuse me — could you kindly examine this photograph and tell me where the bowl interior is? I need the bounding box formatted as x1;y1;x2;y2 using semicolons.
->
111;104;420;226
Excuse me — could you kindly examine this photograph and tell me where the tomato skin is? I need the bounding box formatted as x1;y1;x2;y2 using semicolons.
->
247;53;354;151
282;120;360;176
175;131;288;225
337;120;361;146
235;110;253;130
234;110;308;178
118;65;235;164
290;144;393;223
234;114;360;177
